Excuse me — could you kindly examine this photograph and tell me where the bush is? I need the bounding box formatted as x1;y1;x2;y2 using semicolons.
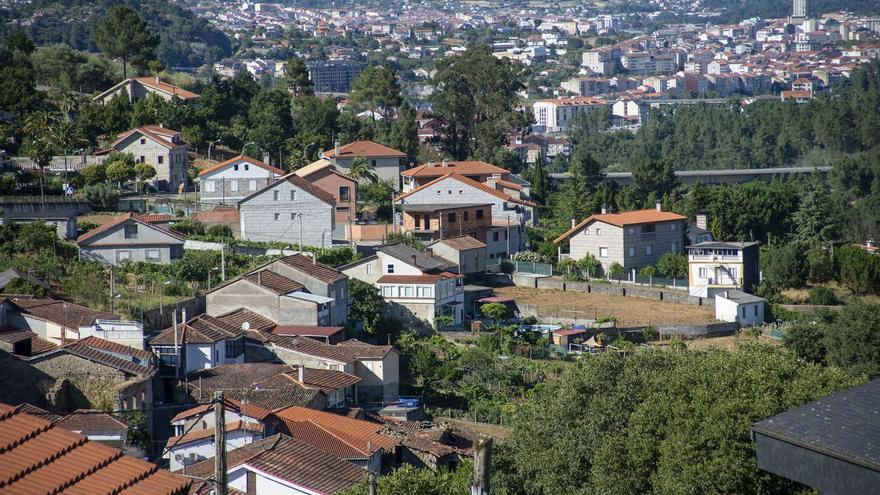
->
656;252;687;278
511;251;549;263
83;183;120;210
205;224;233;238
500;260;514;274
523;315;538;325
807;286;838;305
638;266;657;278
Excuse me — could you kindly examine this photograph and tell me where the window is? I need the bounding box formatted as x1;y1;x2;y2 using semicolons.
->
124;224;138;239
698;267;707;278
476;209;484;220
742;307;746;318
290;190;297;201
754;305;758;317
646;245;653;255
233;164;239;171
671;242;678;252
116;250;131;263
339;186;350;201
226;338;243;358
157;156;164;164
628;227;635;235
464;211;469;221
387;264;395;274
599;247;608;258
290;213;296;220
274;213;280;221
381;286;394;297
371;160;377;166
628;247;635;257
140;138;146;145
273;190;280;201
249;180;257;191
146;249;160;261
215;348;220;363
642;224;656;233
595;228;601;235
448;212;456;223
139;156;145;163
245;164;250;170
493;232;499;242
402;286;414;297
366;264;373;274
230;180;239;192
671;223;677;231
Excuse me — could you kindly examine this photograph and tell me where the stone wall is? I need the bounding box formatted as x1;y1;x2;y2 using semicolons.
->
530;277;713;307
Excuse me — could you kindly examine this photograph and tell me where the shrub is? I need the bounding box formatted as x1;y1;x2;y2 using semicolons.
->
638;266;657;278
83;183;120;210
656;252;687;278
511;251;549;263
523;315;538;325
807;286;838;306
500;260;514;274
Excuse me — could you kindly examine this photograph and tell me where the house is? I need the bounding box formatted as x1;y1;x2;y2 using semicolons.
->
341;243;464;328
150;313;246;379
207;254;349;327
78;318;147;350
321;140;407;190
274;405;397;472
193;208;241;238
553;205;687;275
0;196;90;239
93;76;200;105
165;419;264;470
688;212;715;244
428;236;488;275
181;434;367;495
185;363;361;409
108;125;189;191
752;379;880;495
3;296;118;345
715;290;765;326
394;172;535;258
294;159;358;225
170;398;273;438
551;328;590;349
401;160;531;199
237;173;336;247
197;155;284;205
0;403;192;494
54;409;130;449
688;241;761;297
396;424;477;471
265;336;399;403
77;212;186;265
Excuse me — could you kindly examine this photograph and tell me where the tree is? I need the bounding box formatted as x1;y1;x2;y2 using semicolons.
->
762;243;807;289
105;160;136;189
608;262;625;281
480;302;509;324
349;65;401;132
14;221;57;254
531;152;548;205
576;254;601;278
348;279;385;334
93;6;159;80
494;345;860;495
84;183;120;210
340;463;471;495
835;245;880;295
385;232;424;251
348;157;379;184
793;177;841;244
656;252;687;279
783;323;828;365
81;164;107;185
825;302;880;376
632;157;680;206
382;103;419;165
430;45;529;160
247;88;293;156
281;57;313;97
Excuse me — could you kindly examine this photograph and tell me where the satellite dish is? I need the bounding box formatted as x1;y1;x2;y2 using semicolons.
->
241;322;251;331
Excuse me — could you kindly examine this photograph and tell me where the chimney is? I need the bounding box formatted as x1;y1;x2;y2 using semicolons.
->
724;290;729;298
655;201;662;212
334;141;340;157
425;248;433;257
695;212;708;231
298;364;305;383
182;308;187;324
411;254;418;265
257;270;262;285
158;123;163;128
570;218;577;228
487;173;501;190
601;204;607;214
155;76;160;84
442;158;449;167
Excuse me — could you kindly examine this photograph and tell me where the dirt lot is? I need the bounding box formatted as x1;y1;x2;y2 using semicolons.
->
494;285;716;327
680;333;782;351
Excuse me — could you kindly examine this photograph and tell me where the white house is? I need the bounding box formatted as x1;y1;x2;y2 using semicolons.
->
715;290;765;326
237;173;336;248
197;155;284;204
164;420;263;470
149;314;246;376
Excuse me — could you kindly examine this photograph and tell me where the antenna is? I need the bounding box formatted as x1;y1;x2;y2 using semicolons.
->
241;321;251;332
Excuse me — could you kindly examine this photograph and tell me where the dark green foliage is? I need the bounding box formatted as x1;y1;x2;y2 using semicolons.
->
655;252;687;278
783;323;829;365
824;302;880;377
83;183;120;210
807;286;837;306
761;243;807;290
340;463;472;495
205;224;232;238
93;5;159;79
347;279;385;335
281;57;313;97
495;345;861;495
385;232;424;251
835;245;880;295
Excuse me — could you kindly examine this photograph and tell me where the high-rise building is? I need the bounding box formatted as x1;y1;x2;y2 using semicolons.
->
305;60;364;94
792;0;808;19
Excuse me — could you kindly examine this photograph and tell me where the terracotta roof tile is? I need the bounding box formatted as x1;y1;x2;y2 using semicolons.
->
554;208;687;244
277;253;348;284
197;155;284;178
322;140;406;158
395;172;536;207
237;173;337;206
275;407;396;457
151;314;244;346
133;77;200;100
271;325;345;337
186;363;359;396
0;403;191;494
134;213;172;223
165;421;262;450
9;297;117;328
55;410;129;435
171;399;272;423
77;212;186;245
192;209;240;224
216;308;276;333
245;270;305;294
111;126;186;151
401;160;508;178
429;235;487;251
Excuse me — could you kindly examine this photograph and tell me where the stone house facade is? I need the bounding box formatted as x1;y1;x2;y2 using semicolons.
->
196;155;284;205
321;140;406;190
108;125;189;191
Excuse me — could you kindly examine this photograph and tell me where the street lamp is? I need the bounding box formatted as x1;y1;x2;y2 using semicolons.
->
159;279;171;316
241;141;256;157
302;142;316;167
208;139;222;162
208;267;219;292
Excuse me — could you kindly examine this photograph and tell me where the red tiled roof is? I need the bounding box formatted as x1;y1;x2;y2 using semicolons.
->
274;406;396;458
495;179;523;191
335;339;394;359
271;325;345;337
192;209;240;224
277;253;348;284
252;367;361;394
245;270;305;294
8;297;117;329
75;335;153;362
164;421;263;450
237;173;337;206
216;308;276;333
61;339;154;376
151;314;243;346
0;402;191;494
395;172;537;207
180;434;366;495
554;208;687;244
133;77;200;100
134;213;171;223
171;398;272;423
322;140;406;158
77;212;186;245
401;160;508;178
197;155;284;177
111;126;186;151
430;235;486;251
55;409;129;434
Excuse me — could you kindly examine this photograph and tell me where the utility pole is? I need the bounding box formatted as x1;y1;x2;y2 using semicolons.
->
391;192;397;233
214;391;228;495
368;472;377;495
109;266;115;313
220;242;226;282
472;435;493;495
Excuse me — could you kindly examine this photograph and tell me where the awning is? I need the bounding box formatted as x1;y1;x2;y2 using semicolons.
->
284;292;335;304
478;296;514;303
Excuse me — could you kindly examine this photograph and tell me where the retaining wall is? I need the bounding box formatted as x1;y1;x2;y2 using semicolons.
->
529;277;713;307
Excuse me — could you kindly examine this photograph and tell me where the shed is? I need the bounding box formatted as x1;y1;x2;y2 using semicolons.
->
714;290;765;326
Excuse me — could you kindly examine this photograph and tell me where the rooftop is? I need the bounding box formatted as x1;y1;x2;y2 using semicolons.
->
555;208;688;244
197;155;284;178
688;241;760;249
401;160;508;178
76;212;186;245
151;314;243;346
276;253;348;284
378;243;453;271
0;402;191;494
7;296;117;328
274;406;396;458
429;235;487;251
322;140;406;159
400;203;492;213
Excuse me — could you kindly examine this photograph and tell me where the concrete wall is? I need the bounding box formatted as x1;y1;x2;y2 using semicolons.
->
198;161;279;204
531;277;714;307
207;280;323;326
430;244;486;275
266;260;348;326
239;179;335;247
78;219;184;265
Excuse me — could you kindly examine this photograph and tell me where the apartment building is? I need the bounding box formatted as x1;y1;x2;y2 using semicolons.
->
305;59;364;93
554;205;687;275
582;47;620;75
532;97;608;132
687;241;761;297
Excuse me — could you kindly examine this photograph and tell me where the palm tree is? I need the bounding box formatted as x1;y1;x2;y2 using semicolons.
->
51;120;87;181
23;111;54;139
23;112;57;209
347;156;379;184
58;92;78;122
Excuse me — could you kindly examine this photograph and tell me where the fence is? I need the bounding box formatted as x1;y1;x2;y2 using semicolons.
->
7;155;107;172
487;258;553;276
